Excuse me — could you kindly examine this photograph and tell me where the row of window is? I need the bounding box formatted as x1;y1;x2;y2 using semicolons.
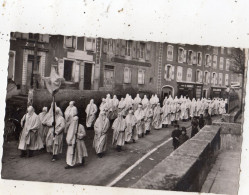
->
103;39;151;60
123;67;145;84
11;33;49;43
164;65;229;86
166;45;231;71
64;36;96;51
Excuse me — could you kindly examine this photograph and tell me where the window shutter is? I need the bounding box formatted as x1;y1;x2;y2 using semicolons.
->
132;41;137;58
15;32;22;38
199;52;202;66
136;42;140;58
58;59;64;78
92;39;96;51
208;55;211;66
74;62;80;82
145;42;151;61
207;72;210;83
22;33;29;39
103;39;108;53
200;71;203;82
120;40;126;56
193;51;197;64
183;50;187;63
171;66;175;80
115;39;120;55
164;65;167;80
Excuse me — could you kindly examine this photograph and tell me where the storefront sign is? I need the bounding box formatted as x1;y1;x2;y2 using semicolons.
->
67;50;93;61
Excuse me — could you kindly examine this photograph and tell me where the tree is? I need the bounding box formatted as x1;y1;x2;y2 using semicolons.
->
229;48;246;112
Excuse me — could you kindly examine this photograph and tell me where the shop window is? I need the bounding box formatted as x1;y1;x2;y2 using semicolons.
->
167;45;174;61
197;52;202;66
64;36;76;48
138;69;145;84
85;38;96;51
176;66;183;81
125;40;132;56
205;54;211;66
219;73;223;85
186;68;192;82
188;50;193;65
124;67;131;83
213;55;217;69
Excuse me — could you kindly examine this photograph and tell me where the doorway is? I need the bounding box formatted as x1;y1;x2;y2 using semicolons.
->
161;86;174;99
64;60;74;81
84;63;93;90
26;55;40;89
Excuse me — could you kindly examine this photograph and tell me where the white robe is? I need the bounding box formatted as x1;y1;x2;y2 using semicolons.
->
134;109;145;135
85;103;97;128
93;116;110;154
66;120;88;166
112;117;126;146
18;112;43;151
125;114;137;142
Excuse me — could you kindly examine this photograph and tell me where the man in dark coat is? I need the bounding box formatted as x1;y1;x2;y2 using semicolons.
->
171;124;181;150
179;127;189;145
191;116;199;137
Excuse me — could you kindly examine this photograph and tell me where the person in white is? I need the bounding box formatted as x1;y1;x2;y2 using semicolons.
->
134;104;145;137
93;111;110;158
142;95;149;108
190;98;197;119
85;99;98;129
133;94;141;111
112;112;126;152
170;98;177;124
99;98;107;111
44;107;65;161
124;110;137;143
18;106;43;157
180;99;188;121
152;103;163;129
175;97;181;121
162;99;171;128
196;99;202;117
144;103;153;134
64;101;78;133
110;95;119;120
65;116;88;169
118;98;126;116
38;107;49;147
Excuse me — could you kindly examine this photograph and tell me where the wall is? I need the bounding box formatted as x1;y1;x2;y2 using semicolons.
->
132;125;221;192
213;120;242;150
33;89;113;123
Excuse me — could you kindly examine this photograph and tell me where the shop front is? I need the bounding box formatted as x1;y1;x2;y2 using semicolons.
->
177;82;203;100
211;86;227;99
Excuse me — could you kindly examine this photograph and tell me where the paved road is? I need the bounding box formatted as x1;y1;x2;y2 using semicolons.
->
1;116;220;187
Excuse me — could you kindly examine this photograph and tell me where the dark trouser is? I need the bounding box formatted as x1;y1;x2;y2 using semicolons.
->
173;141;179;150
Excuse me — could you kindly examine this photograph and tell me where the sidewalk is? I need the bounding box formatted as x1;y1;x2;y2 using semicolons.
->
201;149;241;195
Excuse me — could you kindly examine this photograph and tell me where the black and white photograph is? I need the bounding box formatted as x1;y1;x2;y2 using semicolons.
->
1;32;246;195
1;1;249;195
